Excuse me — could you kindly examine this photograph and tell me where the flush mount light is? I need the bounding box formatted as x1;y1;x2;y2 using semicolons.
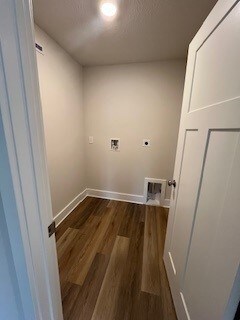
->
100;2;117;17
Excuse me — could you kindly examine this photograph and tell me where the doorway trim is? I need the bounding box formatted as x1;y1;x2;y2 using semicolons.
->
0;0;63;319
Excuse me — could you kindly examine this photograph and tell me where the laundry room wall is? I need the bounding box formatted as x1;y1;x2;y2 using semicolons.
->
35;25;86;219
83;60;186;201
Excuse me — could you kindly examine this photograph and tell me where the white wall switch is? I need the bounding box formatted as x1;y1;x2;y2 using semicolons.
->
143;139;150;147
89;136;94;144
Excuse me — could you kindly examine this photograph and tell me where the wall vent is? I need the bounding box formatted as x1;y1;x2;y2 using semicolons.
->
143;178;167;206
35;43;44;54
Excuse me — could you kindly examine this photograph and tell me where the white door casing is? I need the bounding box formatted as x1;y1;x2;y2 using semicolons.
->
164;1;240;319
0;0;63;319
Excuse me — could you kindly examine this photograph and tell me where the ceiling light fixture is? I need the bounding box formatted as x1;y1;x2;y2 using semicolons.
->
100;2;117;17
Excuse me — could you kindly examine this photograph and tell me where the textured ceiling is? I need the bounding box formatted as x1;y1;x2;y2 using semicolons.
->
33;0;217;66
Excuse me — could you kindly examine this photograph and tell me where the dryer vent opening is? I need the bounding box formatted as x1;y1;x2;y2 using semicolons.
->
144;178;167;207
147;182;161;205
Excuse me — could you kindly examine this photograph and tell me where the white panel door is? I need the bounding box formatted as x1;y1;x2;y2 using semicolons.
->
164;1;240;319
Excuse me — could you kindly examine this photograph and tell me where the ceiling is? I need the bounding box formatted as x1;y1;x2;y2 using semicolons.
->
33;0;217;66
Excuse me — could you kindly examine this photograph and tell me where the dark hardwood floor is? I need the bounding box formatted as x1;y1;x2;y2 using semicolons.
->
56;196;177;320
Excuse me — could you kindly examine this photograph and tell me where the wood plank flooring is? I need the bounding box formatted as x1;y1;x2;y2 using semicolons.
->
56;197;177;320
141;206;161;295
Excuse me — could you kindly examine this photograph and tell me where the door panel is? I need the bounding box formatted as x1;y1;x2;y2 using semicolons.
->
183;131;240;319
0;194;23;320
170;130;200;283
164;1;240;319
190;2;240;111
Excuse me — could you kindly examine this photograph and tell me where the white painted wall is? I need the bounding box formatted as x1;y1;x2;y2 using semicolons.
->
35;24;185;210
35;25;86;217
83;61;185;198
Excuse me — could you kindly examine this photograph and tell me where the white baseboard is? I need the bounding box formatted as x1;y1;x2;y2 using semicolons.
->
54;189;87;227
86;188;144;204
54;188;170;227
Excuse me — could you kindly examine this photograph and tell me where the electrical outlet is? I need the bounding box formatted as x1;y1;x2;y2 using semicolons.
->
143;139;150;147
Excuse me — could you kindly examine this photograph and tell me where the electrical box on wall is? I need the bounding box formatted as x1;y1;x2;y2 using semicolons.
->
110;138;120;151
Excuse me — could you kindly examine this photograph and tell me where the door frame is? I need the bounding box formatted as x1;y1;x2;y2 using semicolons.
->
164;0;240;319
0;0;63;319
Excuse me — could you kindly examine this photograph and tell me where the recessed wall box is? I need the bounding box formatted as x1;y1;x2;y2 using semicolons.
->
143;178;167;206
110;138;120;151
